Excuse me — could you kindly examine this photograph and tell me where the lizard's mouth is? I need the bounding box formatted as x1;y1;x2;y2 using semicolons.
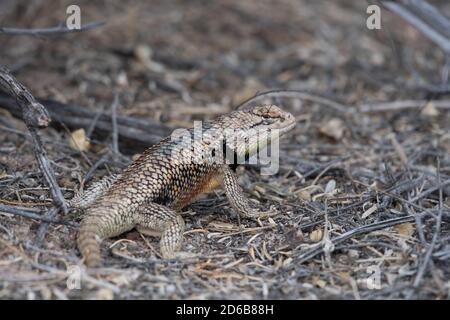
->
281;117;296;133
272;112;296;136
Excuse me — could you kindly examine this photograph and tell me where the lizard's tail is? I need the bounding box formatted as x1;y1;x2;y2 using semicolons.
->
77;218;103;267
77;202;134;267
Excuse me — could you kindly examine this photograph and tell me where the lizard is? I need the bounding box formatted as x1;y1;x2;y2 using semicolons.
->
71;104;296;267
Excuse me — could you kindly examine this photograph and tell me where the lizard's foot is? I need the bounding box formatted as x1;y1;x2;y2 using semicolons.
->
135;203;186;261
221;167;281;221
159;215;185;259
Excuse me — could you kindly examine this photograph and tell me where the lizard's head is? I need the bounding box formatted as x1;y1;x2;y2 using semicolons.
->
243;104;296;135
220;104;296;161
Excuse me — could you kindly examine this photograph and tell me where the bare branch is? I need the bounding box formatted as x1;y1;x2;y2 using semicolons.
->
382;0;450;54
0;66;68;218
235;89;352;114
0;204;77;227
0;92;172;154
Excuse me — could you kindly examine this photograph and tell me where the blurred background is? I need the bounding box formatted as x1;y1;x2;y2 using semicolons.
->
1;0;449;123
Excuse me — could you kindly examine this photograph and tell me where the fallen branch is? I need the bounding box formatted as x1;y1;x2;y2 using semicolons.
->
0;66;68;217
0;92;173;154
235;89;353;114
35;207;65;245
0;204;77;227
382;0;450;55
410;178;450;202
0;21;104;36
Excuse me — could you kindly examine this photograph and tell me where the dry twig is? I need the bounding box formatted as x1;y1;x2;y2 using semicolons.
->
0;66;68;215
235;89;352;114
0;204;78;227
382;0;450;55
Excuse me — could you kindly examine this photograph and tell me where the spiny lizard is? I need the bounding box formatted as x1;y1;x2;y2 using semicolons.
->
70;105;296;266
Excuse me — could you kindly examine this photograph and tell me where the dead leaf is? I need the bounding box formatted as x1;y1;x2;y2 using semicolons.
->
361;203;378;219
95;288;114;300
337;271;352;282
268;217;276;226
320;118;346;140
116;70;128;87
110;274;131;287
347;250;359;260
282;257;292;268
134;44;165;72
421;102;439;117
262;241;273;261
297;190;311;200
40;287;52;300
394;223;415;237
69;128;90;152
248;246;256;261
310;229;323;242
313;276;327;288
324;179;336;194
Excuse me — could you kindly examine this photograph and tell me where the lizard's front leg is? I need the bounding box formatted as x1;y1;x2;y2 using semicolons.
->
221;166;277;219
135;202;185;259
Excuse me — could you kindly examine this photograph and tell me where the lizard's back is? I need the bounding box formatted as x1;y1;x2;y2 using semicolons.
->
78;133;221;266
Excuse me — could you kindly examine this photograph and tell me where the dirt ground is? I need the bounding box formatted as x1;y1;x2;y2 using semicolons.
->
0;0;449;299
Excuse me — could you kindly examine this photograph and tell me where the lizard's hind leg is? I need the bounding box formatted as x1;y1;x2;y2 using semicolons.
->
135;203;185;259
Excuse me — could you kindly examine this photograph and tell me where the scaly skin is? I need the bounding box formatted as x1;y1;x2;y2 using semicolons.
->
74;105;296;266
